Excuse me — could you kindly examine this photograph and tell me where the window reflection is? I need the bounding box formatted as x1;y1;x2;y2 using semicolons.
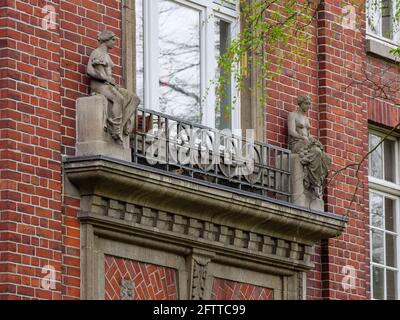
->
158;0;201;123
369;134;383;179
373;266;385;299
384;139;396;182
386;233;396;268
371;193;384;228
372;229;384;264
381;0;393;40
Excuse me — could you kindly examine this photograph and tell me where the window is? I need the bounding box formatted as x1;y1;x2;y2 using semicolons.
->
135;0;240;130
367;0;400;44
369;131;400;300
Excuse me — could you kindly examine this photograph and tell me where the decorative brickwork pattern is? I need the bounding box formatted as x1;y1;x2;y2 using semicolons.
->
104;255;178;300
211;278;273;300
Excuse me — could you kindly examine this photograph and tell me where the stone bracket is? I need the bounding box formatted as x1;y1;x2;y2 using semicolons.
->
187;249;215;300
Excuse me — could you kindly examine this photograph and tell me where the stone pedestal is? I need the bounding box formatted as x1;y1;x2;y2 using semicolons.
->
290;154;324;212
76;95;131;161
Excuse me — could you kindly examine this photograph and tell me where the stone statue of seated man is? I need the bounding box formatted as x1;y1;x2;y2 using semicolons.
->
87;30;140;143
288;96;331;208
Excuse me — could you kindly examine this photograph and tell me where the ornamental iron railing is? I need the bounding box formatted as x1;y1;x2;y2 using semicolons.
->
131;108;291;202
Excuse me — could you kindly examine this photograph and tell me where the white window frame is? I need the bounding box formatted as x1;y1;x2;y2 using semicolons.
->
366;0;400;46
140;0;240;130
369;129;400;300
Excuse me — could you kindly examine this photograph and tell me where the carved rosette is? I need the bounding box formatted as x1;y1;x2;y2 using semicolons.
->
120;279;135;300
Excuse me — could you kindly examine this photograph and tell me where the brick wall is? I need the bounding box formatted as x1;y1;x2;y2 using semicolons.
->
58;0;124;301
0;0;63;299
265;1;371;299
0;0;124;299
264;2;320;148
316;1;369;300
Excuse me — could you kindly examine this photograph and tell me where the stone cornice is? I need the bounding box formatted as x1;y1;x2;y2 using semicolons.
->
64;156;347;245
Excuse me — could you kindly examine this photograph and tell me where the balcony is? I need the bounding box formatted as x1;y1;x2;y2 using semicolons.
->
132;107;291;203
65;102;346;243
64;98;347;299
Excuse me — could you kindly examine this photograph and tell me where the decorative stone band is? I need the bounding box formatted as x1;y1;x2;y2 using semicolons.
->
79;195;312;270
64;156;347;273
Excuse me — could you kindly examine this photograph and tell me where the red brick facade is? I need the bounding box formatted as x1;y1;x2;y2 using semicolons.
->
0;0;399;300
0;0;63;300
265;1;390;300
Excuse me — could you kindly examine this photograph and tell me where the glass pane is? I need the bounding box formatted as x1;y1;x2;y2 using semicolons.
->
384;139;396;182
369;134;383;179
370;193;384;229
386;233;397;268
136;0;144;107
158;0;201;123
372;266;385;299
215;19;232;130
386;269;397;300
385;197;396;232
382;0;393;40
367;0;381;35
372;229;385;264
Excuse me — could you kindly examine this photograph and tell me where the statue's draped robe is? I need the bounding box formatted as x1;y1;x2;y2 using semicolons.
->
289;135;331;198
87;48;139;141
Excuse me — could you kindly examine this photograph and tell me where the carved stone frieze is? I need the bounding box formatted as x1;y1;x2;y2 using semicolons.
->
83;195;312;268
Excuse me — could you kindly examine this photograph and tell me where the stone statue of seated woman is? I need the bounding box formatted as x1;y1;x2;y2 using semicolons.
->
87;30;140;143
288;96;331;209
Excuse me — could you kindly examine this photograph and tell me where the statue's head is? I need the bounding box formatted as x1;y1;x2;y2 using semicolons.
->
98;30;117;49
297;95;311;112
